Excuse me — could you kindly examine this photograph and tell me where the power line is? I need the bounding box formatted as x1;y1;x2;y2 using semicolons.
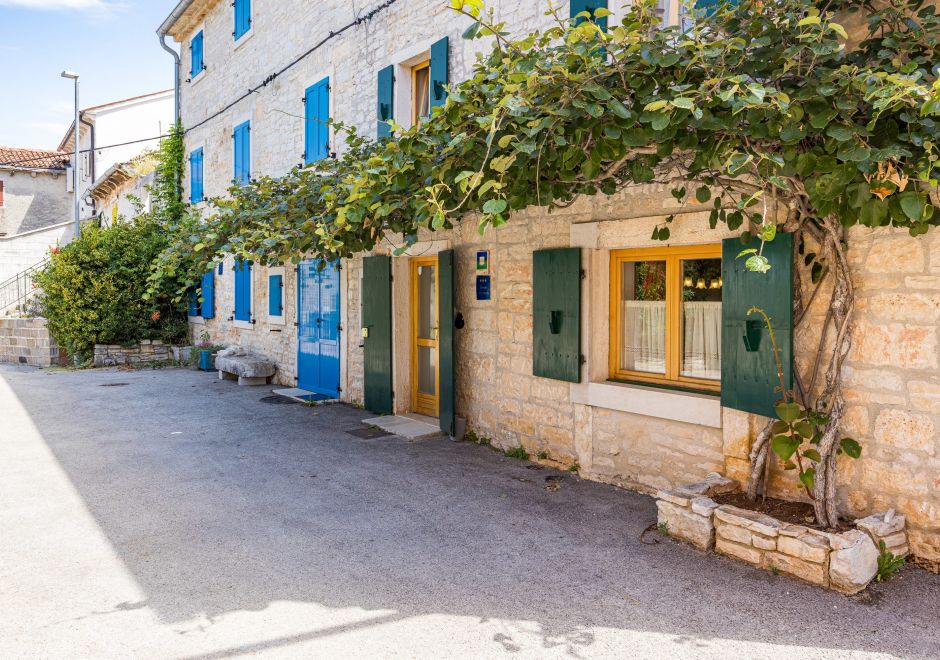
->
0;134;172;169
184;0;400;135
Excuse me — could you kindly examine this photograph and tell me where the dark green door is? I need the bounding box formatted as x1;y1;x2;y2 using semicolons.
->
362;255;393;414
438;250;456;436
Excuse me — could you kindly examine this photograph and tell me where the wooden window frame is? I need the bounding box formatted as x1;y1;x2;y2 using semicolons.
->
411;59;431;127
609;243;722;392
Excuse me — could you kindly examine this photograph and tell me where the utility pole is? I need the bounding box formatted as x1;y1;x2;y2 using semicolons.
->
61;71;81;236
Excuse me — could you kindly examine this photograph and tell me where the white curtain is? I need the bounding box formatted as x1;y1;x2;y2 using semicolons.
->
621;300;666;374
682;301;722;380
620;300;722;380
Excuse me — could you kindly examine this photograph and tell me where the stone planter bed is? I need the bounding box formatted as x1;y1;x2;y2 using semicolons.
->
656;473;908;594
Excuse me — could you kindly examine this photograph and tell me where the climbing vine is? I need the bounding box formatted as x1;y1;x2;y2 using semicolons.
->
150;0;940;527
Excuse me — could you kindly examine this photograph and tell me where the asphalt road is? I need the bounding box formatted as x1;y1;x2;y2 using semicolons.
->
1;364;938;659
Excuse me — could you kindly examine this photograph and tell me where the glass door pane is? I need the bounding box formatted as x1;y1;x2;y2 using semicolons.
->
619;260;667;374
680;258;722;380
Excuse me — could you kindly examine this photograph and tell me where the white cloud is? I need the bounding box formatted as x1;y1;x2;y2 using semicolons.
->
0;0;124;11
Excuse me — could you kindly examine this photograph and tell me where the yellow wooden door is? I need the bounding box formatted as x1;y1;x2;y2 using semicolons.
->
411;257;439;417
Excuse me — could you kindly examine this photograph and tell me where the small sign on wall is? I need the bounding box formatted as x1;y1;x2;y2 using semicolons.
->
476;250;489;273
476;275;491;301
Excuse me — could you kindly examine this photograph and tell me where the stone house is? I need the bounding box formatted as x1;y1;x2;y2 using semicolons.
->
0;146;73;288
57;90;174;223
158;0;940;569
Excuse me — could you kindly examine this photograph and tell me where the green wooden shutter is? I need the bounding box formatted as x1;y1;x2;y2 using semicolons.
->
570;0;608;30
721;233;793;418
362;255;393;413
429;37;449;112
533;248;582;382
438;249;456;436
376;65;394;139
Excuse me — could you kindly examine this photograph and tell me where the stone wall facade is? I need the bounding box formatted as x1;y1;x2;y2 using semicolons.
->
0;318;61;367
166;0;940;569
93;340;172;367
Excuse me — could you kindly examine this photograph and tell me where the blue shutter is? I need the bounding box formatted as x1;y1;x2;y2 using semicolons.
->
305;77;330;164
377;65;394;138
234;0;251;40
189;147;203;203
570;0;608;30
233;121;250;185
190;31;204;78
201;270;215;319
268;274;283;317
234;260;252;322
429;37;449;112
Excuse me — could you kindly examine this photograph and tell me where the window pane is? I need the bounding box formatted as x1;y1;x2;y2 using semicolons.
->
619;260;666;375
417;345;436;396
413;65;430;122
681;258;722;380
417;264;436;340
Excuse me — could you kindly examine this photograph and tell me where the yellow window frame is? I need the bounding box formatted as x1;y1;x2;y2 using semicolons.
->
411;59;431;126
609;243;722;392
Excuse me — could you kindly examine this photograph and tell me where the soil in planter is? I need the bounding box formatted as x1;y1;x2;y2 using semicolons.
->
713;492;824;528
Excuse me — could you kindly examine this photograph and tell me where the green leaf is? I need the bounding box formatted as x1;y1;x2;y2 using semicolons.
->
899;192;925;221
840;437;862;459
802;449;822;462
644;100;669;112
775;402;802;423
745;254;771;273
609;98;633;120
799;468;815;489
758;224;777;242
695;186;711;203
482;199;507;214
737;248;758;258
672;97;694;110
794;421;814;439
771;435;801;461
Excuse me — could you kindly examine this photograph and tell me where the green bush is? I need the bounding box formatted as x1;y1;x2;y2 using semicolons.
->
34;216;187;359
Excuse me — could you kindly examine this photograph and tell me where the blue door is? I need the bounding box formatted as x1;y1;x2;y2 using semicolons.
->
297;260;341;397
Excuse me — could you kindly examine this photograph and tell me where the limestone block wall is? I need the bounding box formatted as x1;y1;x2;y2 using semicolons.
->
0;318;60;367
93;340;172;367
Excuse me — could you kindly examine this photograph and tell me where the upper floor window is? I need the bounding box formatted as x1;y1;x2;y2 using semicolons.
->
190;30;205;79
233;121;251;185
411;60;430;125
609;244;722;392
234;0;251;41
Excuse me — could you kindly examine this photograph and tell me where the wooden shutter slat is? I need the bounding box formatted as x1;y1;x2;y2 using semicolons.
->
720;233;793;417
533;248;582;383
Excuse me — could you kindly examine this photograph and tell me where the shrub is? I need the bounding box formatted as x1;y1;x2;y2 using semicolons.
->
34;216;187;359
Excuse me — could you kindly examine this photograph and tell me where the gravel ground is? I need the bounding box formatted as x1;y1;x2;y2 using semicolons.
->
1;364;938;659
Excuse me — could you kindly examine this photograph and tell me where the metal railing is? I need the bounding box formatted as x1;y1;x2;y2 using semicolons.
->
0;257;49;317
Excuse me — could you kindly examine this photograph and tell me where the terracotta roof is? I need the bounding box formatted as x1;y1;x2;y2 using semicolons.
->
0;146;70;171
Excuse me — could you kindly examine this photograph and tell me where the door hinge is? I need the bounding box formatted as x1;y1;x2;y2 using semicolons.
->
337;323;343;332
581;269;587;280
337;385;342;393
580;354;586;365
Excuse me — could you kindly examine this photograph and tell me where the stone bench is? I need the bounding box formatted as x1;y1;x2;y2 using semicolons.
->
214;348;276;386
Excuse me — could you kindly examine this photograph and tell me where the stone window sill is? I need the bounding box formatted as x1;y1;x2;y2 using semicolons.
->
233;320;254;330
569;380;721;428
189;316;205;326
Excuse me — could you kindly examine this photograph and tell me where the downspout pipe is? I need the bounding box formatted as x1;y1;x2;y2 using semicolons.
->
159;33;181;125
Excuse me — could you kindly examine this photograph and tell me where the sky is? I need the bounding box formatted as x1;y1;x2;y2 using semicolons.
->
0;0;177;150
